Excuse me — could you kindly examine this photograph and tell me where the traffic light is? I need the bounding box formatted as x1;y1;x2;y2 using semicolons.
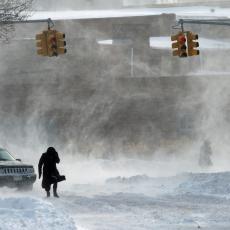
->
187;31;199;56
47;30;58;57
36;31;48;56
35;29;67;57
56;32;67;55
171;32;187;58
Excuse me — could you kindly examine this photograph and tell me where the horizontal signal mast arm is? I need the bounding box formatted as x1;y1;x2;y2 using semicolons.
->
1;19;45;24
178;19;230;26
0;18;53;24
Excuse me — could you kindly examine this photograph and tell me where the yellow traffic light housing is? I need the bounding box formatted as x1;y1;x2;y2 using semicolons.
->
187;31;199;56
35;29;67;57
171;32;187;58
47;30;58;57
56;32;67;55
36;32;48;56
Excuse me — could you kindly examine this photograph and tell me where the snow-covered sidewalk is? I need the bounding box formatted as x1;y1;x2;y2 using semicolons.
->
0;196;76;230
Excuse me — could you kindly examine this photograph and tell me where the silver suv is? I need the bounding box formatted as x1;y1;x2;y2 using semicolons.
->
0;148;36;190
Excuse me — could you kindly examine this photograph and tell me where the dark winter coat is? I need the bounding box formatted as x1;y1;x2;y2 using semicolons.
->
38;148;60;190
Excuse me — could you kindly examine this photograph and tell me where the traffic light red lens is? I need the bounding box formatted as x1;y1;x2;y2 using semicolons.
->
178;35;186;43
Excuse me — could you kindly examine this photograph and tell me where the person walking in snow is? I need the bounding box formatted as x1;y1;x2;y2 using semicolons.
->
199;140;213;167
38;147;65;198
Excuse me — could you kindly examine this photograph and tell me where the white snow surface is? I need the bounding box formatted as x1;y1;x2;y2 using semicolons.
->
2;169;230;229
0;194;76;230
54;170;230;230
29;6;230;20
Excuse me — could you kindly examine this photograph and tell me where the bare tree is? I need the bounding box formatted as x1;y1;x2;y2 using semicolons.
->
0;0;33;39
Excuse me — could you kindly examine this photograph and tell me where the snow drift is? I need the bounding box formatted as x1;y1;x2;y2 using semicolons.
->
106;171;230;196
0;196;76;230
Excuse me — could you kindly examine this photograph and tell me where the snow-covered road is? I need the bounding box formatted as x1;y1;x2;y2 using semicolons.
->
54;172;230;230
2;169;230;230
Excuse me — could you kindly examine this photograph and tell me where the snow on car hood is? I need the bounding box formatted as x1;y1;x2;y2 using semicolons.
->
0;161;33;167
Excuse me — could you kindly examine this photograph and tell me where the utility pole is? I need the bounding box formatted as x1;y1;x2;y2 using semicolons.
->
131;47;134;77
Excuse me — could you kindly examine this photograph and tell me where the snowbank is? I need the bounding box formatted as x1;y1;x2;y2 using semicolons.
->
177;171;230;195
63;172;230;229
106;171;230;196
0;197;76;230
106;174;152;184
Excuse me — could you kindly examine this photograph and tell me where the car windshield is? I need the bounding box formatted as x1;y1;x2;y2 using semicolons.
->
0;149;15;161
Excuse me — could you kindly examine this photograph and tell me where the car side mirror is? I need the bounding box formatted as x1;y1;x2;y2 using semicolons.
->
16;159;21;162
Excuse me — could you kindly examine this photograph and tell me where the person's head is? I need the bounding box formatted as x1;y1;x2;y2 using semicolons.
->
47;147;56;154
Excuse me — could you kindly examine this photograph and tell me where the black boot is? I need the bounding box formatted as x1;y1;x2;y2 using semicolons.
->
46;191;50;198
54;192;59;198
53;190;59;198
53;183;59;198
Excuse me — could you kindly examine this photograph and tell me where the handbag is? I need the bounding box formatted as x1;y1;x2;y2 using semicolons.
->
57;175;66;182
51;175;66;183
